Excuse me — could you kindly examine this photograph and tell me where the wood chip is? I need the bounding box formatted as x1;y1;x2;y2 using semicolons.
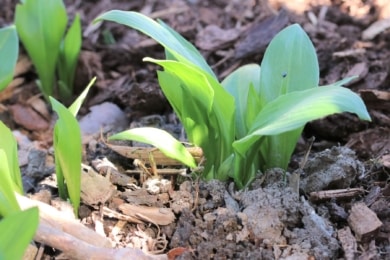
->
9;104;49;131
80;166;116;206
347;202;382;242
337;226;357;260
119;203;175;226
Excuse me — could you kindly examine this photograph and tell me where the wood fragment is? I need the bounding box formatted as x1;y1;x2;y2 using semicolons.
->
347;202;383;242
309;188;365;202
119;203;175;226
337;226;357;260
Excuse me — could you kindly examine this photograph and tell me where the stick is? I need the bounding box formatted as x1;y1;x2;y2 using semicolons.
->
15;193;167;260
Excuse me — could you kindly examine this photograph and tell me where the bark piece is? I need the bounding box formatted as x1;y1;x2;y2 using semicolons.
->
337;226;357;260
119;203;175;226
9;104;49;131
80;167;116;207
234;9;289;59
347;202;382;242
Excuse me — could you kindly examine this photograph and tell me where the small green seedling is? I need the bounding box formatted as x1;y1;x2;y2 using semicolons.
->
0;25;18;91
0;207;39;260
15;0;81;102
95;11;371;188
50;77;95;215
0;121;23;196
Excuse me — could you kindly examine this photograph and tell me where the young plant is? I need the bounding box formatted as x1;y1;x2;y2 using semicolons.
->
50;77;95;215
15;0;81;102
95;11;371;188
0;25;18;91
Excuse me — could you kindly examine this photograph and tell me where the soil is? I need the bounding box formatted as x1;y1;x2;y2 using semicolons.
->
1;0;390;259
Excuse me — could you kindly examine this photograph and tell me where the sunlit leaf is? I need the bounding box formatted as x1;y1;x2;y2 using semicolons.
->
234;85;371;156
68;77;96;116
50;97;81;215
57;14;82;100
259;23;319;104
0;207;39;260
109;127;197;168
0;150;20;217
94;10;215;78
15;0;67;98
0;121;22;193
0;25;18;91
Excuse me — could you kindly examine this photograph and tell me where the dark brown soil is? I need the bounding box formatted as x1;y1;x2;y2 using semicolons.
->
1;0;390;259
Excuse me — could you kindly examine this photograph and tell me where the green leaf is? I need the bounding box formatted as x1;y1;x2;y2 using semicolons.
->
57;14;82;100
0;207;39;260
15;0;68;98
0;121;23;194
94;10;216;78
50;97;81;215
234;85;371;156
0;149;21;217
109;127;197;168
222;64;261;138
259;23;319;104
68;77;96;116
0;25;18;91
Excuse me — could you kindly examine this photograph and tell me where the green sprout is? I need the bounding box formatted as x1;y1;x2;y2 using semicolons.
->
15;0;81;102
50;77;95;216
0;25;18;91
0;122;39;259
96;11;371;188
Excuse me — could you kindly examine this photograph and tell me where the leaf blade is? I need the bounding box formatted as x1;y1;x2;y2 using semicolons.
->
109;127;197;168
0;25;18;91
234;86;371;156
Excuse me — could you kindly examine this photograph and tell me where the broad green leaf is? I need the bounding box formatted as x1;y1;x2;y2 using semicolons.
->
68;77;96;116
50;97;81;215
258;77;360;171
109;127;197;168
15;0;67;98
57;14;82;100
0;25;18;91
222;64;261;138
259;23;319;104
0;207;39;260
0;150;21;216
234;85;371;156
94;11;216;78
0;121;22;193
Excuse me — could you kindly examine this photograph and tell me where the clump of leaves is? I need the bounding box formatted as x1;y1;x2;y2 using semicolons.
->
96;11;371;188
15;0;81;102
50;77;95;215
